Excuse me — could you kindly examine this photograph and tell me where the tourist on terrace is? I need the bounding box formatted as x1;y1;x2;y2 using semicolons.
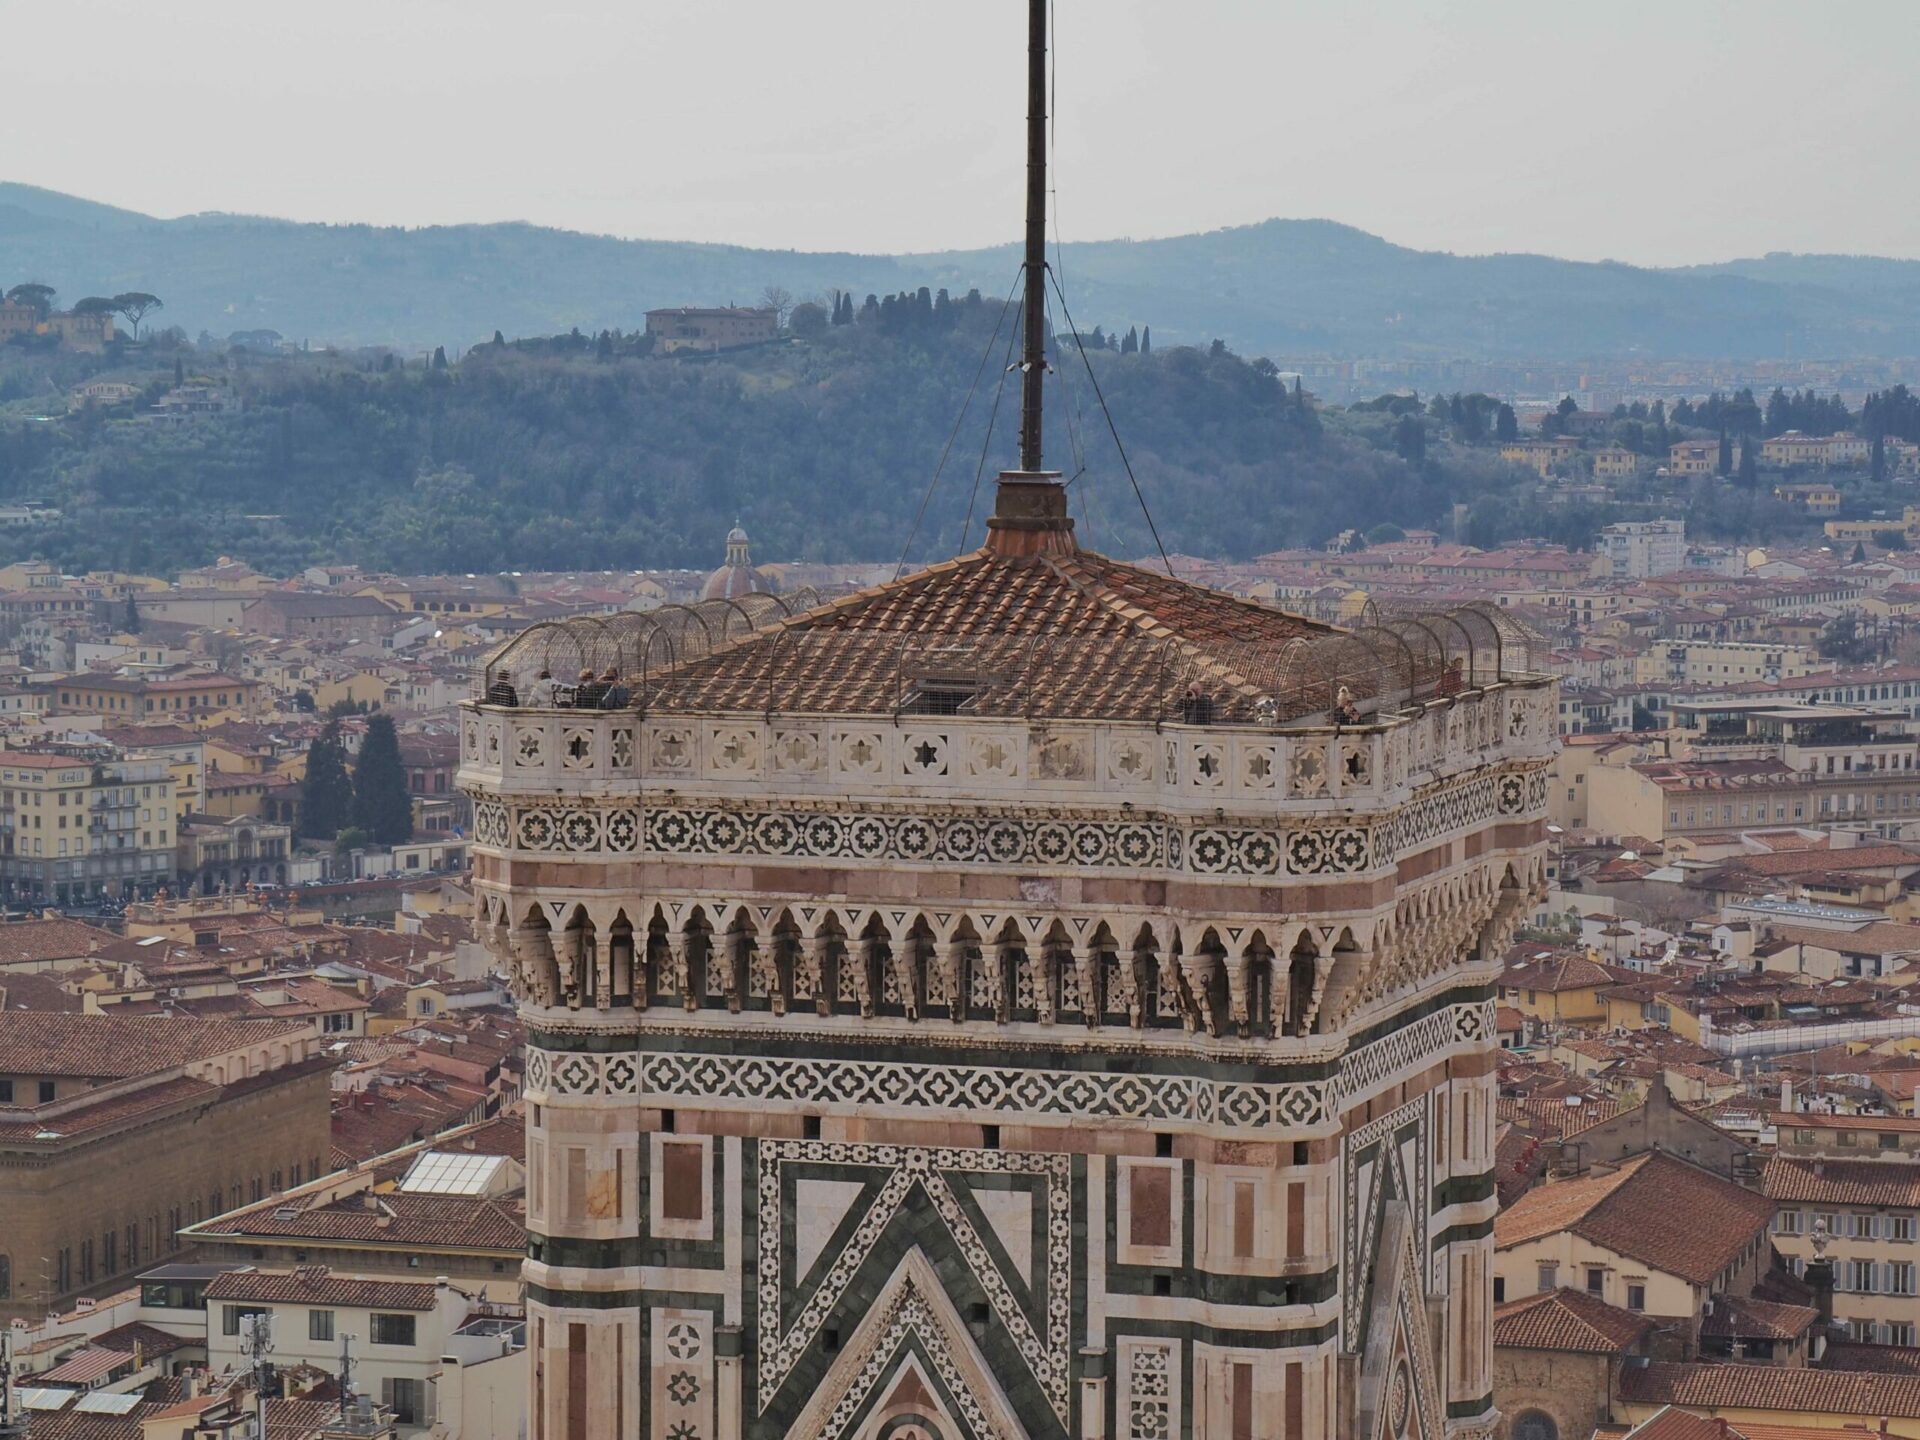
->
575;667;606;708
485;672;518;706
596;667;628;709
1436;657;1464;698
528;669;557;706
1334;685;1361;726
595;672;633;710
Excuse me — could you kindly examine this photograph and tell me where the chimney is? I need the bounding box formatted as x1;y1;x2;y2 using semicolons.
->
1806;1252;1837;1330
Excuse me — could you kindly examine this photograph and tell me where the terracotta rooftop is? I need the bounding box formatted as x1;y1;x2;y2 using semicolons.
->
1503;952;1632;993
1726;844;1920;877
206;1266;443;1311
1697;1292;1818;1342
1621;1413;1743;1440
1491;1287;1651;1354
203;1189;523;1252
0;1013;307;1078
615;544;1336;722
0;918;116;967
1763;1154;1920;1208
1617;1360;1920;1419
1495;1151;1775;1285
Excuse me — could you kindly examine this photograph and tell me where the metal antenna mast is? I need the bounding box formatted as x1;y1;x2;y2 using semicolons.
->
0;1329;28;1440
336;1333;356;1426
241;1313;274;1440
1016;0;1048;473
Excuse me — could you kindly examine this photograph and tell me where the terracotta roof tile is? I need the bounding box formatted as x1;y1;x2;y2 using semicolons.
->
0;918;116;967
1697;1293;1818;1342
1763;1154;1920;1207
206;1190;522;1251
1495;1152;1775;1285
0;1013;308;1078
634;548;1332;721
206;1266;442;1311
1492;1287;1651;1354
1622;1413;1742;1440
1618;1360;1920;1419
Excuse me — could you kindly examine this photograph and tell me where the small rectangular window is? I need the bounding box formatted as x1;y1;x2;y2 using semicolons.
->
309;1309;335;1342
370;1312;416;1347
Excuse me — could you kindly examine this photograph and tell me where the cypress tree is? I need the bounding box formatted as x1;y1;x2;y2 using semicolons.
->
1873;434;1888;482
1121;326;1138;355
1737;438;1758;488
299;719;355;841
351;713;414;845
1140;326;1150;356
122;593;141;634
1718;427;1732;476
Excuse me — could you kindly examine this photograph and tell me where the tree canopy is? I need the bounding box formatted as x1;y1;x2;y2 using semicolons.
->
351;713;414;845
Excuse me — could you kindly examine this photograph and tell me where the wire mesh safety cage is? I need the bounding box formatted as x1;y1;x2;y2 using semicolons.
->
473;594;1546;726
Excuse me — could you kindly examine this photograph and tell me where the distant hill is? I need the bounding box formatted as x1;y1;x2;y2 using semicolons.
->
2;183;1917;358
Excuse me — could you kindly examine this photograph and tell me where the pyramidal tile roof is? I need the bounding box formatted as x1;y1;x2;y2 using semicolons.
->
639;546;1334;722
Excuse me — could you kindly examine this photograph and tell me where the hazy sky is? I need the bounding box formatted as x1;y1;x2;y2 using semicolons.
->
7;0;1918;266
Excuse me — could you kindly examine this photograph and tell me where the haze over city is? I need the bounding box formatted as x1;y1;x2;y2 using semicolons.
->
6;0;1920;265
8;6;1920;1440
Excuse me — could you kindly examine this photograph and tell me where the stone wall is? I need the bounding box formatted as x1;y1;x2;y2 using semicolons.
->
0;1060;332;1321
1494;1348;1614;1440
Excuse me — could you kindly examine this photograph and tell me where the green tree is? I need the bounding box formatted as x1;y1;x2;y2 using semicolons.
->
1717;427;1732;477
111;292;162;339
1819;612;1874;664
1873;434;1888;482
70;296;117;316
789;301;828;339
1495;403;1518;442
122;593;141;634
352;713;414;844
1737;438;1757;488
299;720;355;841
5;283;55;317
431;345;449;370
1139;326;1150;356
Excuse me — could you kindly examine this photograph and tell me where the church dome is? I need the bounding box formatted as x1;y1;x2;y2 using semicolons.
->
701;524;774;602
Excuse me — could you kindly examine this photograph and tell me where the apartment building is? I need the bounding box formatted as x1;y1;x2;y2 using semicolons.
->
50;670;263;723
1587;699;1920;843
1657;640;1824;685
1600;519;1687;579
1763;1154;1920;1344
0;747;178;904
205;1268;475;1430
